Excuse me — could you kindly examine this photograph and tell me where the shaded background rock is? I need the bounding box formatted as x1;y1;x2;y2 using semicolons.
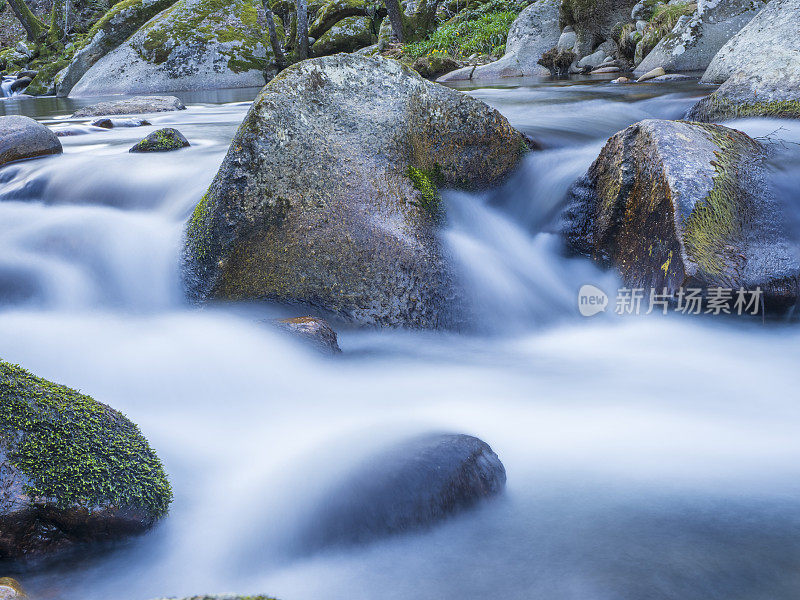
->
183;54;529;328
562;119;800;314
0;115;61;168
299;433;506;551
0;360;172;562
634;0;765;76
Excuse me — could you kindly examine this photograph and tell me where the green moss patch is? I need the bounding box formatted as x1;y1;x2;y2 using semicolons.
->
407;165;443;221
0;360;172;517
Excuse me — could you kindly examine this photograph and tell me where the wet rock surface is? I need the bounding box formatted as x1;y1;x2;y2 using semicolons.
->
129;127;190;152
71;96;186;117
183;54;529;328
563;119;800;314
0;116;62;168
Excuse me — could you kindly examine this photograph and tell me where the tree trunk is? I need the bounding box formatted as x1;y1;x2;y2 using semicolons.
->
295;0;309;59
384;0;404;43
7;0;45;42
262;0;286;69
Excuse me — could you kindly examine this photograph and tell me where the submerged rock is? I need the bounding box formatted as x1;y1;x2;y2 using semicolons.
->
0;116;62;168
183;54;528;328
71;96;186;117
0;578;25;600
69;0;270;97
273;316;342;354
91;117;152;128
563;119;800;313
0;360;172;562
129;128;190;152
302;433;506;550
437;0;560;81
688;0;800;121
56;0;180;97
634;0;765;76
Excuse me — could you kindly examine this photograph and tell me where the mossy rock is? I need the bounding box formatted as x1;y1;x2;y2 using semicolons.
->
56;0;181;96
310;15;375;55
182;54;530;328
562;119;800;314
129;127;190;152
69;0;271;96
0;360;172;562
560;0;637;56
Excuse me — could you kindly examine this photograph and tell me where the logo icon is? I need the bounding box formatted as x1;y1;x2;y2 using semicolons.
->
578;284;608;317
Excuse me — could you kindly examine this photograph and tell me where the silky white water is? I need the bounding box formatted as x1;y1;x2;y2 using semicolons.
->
1;79;800;600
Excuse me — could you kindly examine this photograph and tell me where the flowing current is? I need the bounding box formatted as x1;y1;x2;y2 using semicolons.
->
2;78;800;600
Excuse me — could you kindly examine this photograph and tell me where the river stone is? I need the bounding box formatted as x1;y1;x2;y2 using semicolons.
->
56;0;180;97
69;0;271;97
301;433;506;550
273;316;342;354
0;116;62;168
0;579;25;600
702;0;800;84
183;54;528;328
437;0;560;82
0;360;172;562
563;119;800;313
311;15;375;56
91;117;152;128
634;0;765;76
560;0;638;57
9;77;31;93
129;127;190;152
71;96;186;117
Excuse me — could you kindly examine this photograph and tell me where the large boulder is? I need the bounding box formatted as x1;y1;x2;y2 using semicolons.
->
634;0;765;76
702;0;800;84
437;0;560;82
71;95;186;117
56;0;180;97
183;54;528;327
563;119;800;313
301;433;506;550
69;0;270;97
0;360;172;562
0;116;62;168
560;0;637;57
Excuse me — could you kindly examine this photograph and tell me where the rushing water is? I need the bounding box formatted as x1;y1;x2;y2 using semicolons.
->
2;75;800;600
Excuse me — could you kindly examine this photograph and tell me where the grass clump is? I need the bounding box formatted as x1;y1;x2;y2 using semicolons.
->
402;8;519;59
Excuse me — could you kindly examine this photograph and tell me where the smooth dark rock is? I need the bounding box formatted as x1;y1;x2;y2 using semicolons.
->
9;77;31;93
129;128;190;152
91;117;152;129
0;116;62;168
273;316;342;354
302;433;506;550
71;96;185;118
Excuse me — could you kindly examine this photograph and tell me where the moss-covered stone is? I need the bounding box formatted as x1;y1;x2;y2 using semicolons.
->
0;360;172;561
308;0;377;39
562;119;800;313
129;127;191;152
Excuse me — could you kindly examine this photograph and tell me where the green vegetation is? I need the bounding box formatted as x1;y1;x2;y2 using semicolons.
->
0;360;172;516
407;165;443;220
403;9;517;59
